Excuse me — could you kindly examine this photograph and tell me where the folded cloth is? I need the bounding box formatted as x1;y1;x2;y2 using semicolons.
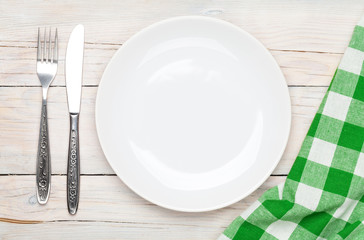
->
219;17;364;240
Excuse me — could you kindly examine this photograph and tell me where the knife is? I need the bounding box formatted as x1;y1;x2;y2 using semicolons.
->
65;24;84;215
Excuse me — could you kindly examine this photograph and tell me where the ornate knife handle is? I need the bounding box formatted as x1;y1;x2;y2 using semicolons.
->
36;101;51;204
67;113;80;215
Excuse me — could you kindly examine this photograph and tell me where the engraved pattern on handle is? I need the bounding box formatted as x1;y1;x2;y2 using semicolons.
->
36;103;51;204
67;114;80;215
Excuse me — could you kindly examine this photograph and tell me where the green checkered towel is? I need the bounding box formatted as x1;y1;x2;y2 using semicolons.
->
219;18;364;240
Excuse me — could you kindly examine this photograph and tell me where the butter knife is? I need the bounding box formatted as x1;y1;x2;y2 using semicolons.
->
65;24;84;215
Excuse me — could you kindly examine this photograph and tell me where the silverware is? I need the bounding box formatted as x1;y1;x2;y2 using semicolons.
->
36;28;58;204
65;24;84;215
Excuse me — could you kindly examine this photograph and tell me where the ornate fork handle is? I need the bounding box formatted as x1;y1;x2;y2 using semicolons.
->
36;100;51;204
67;113;80;215
35;28;58;205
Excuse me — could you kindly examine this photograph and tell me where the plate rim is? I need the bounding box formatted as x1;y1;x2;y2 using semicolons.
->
95;15;291;212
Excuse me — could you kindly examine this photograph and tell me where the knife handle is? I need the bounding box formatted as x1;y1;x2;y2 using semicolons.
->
36;100;51;204
67;113;80;215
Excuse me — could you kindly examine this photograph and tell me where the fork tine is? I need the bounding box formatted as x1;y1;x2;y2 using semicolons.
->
43;28;46;62
50;29;54;63
37;28;41;61
53;28;58;62
45;28;49;63
48;28;52;62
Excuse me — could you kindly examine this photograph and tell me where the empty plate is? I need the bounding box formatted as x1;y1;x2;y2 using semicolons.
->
96;16;291;212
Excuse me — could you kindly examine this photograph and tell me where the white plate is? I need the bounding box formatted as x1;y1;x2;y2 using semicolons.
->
96;16;291;212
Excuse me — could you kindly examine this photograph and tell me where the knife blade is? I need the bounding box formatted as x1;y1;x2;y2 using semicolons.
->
66;24;84;114
65;24;84;215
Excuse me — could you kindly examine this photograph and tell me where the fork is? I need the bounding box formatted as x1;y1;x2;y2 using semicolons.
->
36;28;58;204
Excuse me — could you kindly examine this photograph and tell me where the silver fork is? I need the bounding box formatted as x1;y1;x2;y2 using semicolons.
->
36;28;58;204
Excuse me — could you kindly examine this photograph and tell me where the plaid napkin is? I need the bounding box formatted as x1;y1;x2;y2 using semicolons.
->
219;17;364;240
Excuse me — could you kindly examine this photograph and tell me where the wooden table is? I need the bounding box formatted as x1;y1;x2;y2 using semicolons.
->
1;1;363;239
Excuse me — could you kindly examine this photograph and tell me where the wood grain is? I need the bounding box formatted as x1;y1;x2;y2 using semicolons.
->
0;45;341;86
0;176;284;239
0;0;361;239
0;0;363;53
0;221;226;240
0;86;326;175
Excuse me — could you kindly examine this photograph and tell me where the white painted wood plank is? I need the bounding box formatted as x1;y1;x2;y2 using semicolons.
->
271;50;340;87
0;221;225;240
1;1;357;238
0;87;111;175
0;175;285;239
0;86;326;175
0;43;116;86
0;46;341;86
0;0;362;53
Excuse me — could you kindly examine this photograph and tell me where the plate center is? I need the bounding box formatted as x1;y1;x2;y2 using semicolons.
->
128;42;262;174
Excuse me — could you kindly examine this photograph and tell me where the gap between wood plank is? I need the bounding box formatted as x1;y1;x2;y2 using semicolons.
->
0;85;329;88
0;85;99;88
0;218;227;229
0;173;117;176
0;41;344;55
0;173;288;177
268;48;341;55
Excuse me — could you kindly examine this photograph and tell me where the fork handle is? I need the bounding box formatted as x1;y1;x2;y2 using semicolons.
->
67;113;80;215
36;100;51;204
